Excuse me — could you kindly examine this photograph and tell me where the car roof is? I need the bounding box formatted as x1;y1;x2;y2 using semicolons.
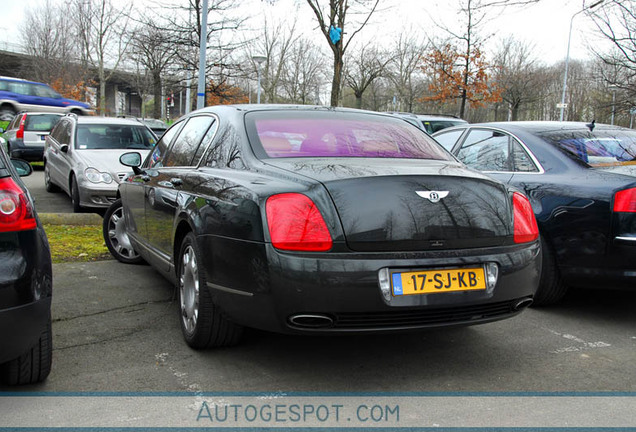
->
19;112;64;116
465;121;627;134
75;116;148;126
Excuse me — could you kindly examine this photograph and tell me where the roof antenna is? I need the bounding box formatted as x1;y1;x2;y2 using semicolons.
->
585;120;595;132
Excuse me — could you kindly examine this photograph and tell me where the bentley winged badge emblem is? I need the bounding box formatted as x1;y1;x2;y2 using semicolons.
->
416;190;449;203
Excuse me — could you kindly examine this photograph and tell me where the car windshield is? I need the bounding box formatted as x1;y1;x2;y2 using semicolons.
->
75;124;157;150
246;111;453;161
539;128;636;167
25;114;61;132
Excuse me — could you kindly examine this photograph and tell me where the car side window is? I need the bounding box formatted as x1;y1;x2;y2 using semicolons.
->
162;116;216;167
7;113;23;130
434;129;465;151
146;120;183;169
511;140;539;172
50;119;71;145
457;129;511;172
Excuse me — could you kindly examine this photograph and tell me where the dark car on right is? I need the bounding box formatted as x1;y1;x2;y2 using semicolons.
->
433;121;636;305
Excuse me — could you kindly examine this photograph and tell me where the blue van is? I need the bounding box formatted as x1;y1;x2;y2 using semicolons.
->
0;76;93;121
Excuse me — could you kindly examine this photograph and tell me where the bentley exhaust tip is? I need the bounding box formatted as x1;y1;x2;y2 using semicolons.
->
289;314;334;329
513;297;534;311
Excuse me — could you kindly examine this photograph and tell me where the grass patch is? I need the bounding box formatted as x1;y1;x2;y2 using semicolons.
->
44;223;112;263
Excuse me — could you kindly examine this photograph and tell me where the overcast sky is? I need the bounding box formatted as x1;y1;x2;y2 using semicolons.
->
0;0;605;66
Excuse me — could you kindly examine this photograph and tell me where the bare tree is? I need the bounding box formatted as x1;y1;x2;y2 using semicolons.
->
128;19;177;119
247;17;298;104
590;0;636;114
72;0;133;115
344;46;392;109
19;0;93;102
387;33;428;113
154;0;245;106
281;38;326;104
305;0;380;106
493;37;549;120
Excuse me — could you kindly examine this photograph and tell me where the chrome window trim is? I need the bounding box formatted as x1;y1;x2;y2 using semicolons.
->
460;126;546;175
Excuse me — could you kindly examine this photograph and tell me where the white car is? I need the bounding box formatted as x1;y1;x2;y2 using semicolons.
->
43;115;157;212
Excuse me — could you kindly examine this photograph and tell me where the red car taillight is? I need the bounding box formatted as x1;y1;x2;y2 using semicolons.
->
266;193;333;252
0;177;37;232
16;114;26;139
613;188;636;213
513;192;539;244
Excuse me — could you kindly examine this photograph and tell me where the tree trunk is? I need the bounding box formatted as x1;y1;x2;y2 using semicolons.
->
355;92;363;109
459;88;467;119
511;102;520;121
99;76;107;116
331;50;343;107
152;70;162;119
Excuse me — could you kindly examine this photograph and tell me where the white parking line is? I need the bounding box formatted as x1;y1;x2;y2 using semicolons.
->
544;328;612;354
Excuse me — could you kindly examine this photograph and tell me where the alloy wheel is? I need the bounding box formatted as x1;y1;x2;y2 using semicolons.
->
180;245;199;335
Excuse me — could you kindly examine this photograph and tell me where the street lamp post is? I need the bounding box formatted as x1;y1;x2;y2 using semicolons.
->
196;0;209;110
252;55;266;104
610;84;618;125
559;0;604;121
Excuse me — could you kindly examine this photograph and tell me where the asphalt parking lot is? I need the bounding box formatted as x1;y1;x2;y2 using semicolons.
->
3;169;635;428
7;169;635;392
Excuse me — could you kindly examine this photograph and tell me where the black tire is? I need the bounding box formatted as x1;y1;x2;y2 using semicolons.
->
44;162;60;193
177;232;243;348
532;237;568;306
1;315;52;385
103;199;143;264
70;175;82;213
0;105;16;122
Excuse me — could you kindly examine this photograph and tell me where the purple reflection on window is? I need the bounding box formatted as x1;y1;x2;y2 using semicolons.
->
255;118;450;160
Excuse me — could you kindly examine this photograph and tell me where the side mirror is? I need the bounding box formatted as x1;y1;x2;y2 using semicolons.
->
120;152;143;175
60;144;69;153
120;152;142;167
11;158;33;177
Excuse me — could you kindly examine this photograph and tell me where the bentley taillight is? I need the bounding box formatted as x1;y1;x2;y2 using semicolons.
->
266;193;332;251
513;192;539;244
613;188;636;213
0;177;36;232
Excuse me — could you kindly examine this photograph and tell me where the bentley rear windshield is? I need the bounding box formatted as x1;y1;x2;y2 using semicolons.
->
245;111;453;161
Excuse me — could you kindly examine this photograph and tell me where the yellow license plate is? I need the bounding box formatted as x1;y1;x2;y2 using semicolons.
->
391;267;486;296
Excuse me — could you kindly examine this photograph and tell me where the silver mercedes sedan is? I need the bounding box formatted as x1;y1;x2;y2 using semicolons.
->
43;115;157;212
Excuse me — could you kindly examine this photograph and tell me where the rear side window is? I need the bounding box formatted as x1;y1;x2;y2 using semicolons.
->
246;111;452;161
25;115;62;132
434;129;465;151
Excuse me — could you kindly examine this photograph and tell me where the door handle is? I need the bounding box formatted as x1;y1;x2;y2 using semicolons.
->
141;175;151;182
170;178;183;187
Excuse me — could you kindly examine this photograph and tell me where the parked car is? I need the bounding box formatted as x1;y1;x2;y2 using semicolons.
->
117;116;169;138
387;112;468;134
0;112;63;162
43;115;158;212
0;76;93;121
0;146;53;385
433;121;636;305
104;105;541;349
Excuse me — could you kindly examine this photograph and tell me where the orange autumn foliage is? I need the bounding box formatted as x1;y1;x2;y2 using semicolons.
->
49;78;94;102
206;81;249;106
420;43;502;108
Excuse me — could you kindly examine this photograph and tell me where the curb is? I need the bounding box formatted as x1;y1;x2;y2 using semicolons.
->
39;212;103;226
